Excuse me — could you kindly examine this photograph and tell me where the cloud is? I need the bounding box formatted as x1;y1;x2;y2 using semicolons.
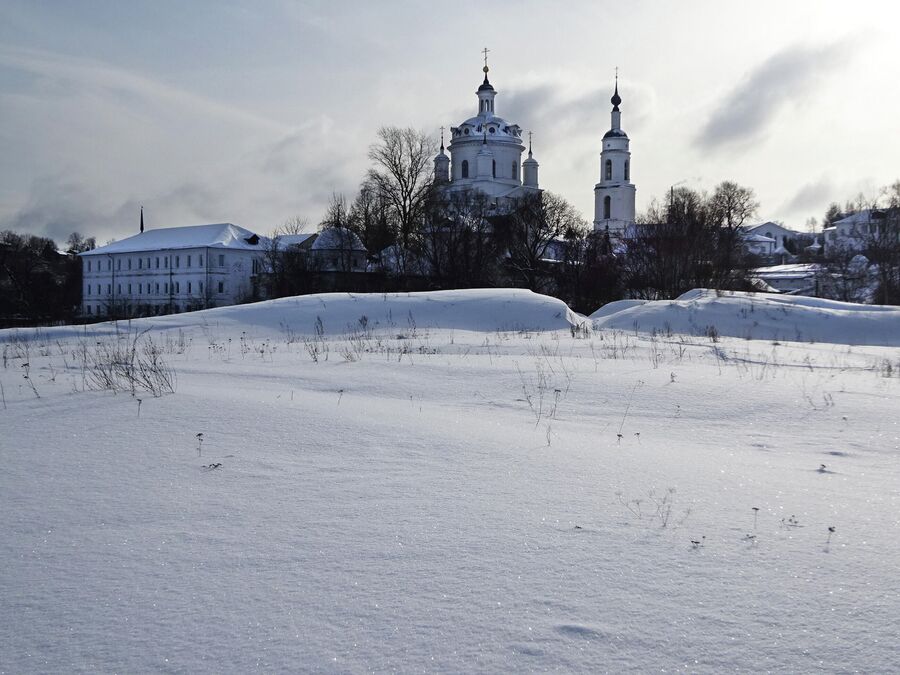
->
3;120;366;245
697;41;854;151
779;176;835;218
0;45;370;242
0;45;291;135
501;80;653;145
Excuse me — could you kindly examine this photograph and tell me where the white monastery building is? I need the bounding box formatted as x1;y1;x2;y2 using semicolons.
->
79;221;265;317
434;57;540;202
593;78;636;235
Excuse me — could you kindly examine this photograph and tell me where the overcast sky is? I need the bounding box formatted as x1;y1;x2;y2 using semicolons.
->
1;0;898;245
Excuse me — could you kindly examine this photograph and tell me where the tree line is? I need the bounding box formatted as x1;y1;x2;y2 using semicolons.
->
0;231;94;326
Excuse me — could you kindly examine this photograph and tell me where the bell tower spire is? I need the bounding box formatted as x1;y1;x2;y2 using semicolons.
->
476;46;496;117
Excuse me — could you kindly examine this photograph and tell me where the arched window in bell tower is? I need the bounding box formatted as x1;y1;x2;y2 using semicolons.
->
461;160;469;178
605;160;612;181
604;196;611;219
512;161;517;180
492;160;496;178
624;160;630;181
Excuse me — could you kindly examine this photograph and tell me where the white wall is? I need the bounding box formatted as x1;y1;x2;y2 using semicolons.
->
81;247;261;317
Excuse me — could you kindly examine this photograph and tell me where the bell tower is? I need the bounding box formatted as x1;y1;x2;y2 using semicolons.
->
593;73;636;235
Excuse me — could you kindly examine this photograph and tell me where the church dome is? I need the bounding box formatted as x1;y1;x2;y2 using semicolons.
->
452;115;522;142
603;128;628;139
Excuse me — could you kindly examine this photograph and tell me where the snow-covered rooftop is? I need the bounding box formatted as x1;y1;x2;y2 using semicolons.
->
745;221;800;235
752;263;820;279
275;233;317;248
80;223;266;256
311;227;366;252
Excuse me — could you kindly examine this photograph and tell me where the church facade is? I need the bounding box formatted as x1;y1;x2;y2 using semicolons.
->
433;60;540;204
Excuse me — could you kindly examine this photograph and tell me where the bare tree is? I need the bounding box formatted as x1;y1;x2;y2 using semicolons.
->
423;189;499;287
498;191;587;291
706;180;758;283
348;179;394;255
367;127;437;256
66;231;96;254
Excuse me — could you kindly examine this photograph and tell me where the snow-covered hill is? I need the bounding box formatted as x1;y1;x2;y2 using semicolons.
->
2;289;899;672
36;288;586;343
591;289;900;346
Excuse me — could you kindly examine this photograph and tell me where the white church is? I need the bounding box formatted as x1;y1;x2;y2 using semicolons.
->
433;55;637;235
434;60;540;202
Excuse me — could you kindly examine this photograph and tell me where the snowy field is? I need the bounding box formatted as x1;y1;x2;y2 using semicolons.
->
2;289;899;672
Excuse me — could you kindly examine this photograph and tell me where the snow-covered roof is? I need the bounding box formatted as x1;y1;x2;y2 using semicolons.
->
311;227;366;252
833;210;875;226
744;233;776;243
80;223;265;256
752;263;820;280
745;221;799;236
275;233;317;248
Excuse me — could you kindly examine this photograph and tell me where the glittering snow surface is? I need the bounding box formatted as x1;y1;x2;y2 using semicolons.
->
2;289;898;672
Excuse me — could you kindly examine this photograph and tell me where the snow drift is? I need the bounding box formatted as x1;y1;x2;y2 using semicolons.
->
10;289;585;342
591;289;900;346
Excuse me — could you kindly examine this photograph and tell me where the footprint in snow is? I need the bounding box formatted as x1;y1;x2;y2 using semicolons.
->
556;624;604;640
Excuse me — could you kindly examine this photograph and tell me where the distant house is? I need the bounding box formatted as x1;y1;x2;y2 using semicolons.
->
746;222;799;251
78;223;266;318
308;227;367;272
822;210;894;255
742;232;776;257
751;263;821;295
742;222;802;260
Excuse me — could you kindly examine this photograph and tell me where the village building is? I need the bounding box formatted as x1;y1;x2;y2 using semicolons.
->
823;209;896;255
79;221;266;318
